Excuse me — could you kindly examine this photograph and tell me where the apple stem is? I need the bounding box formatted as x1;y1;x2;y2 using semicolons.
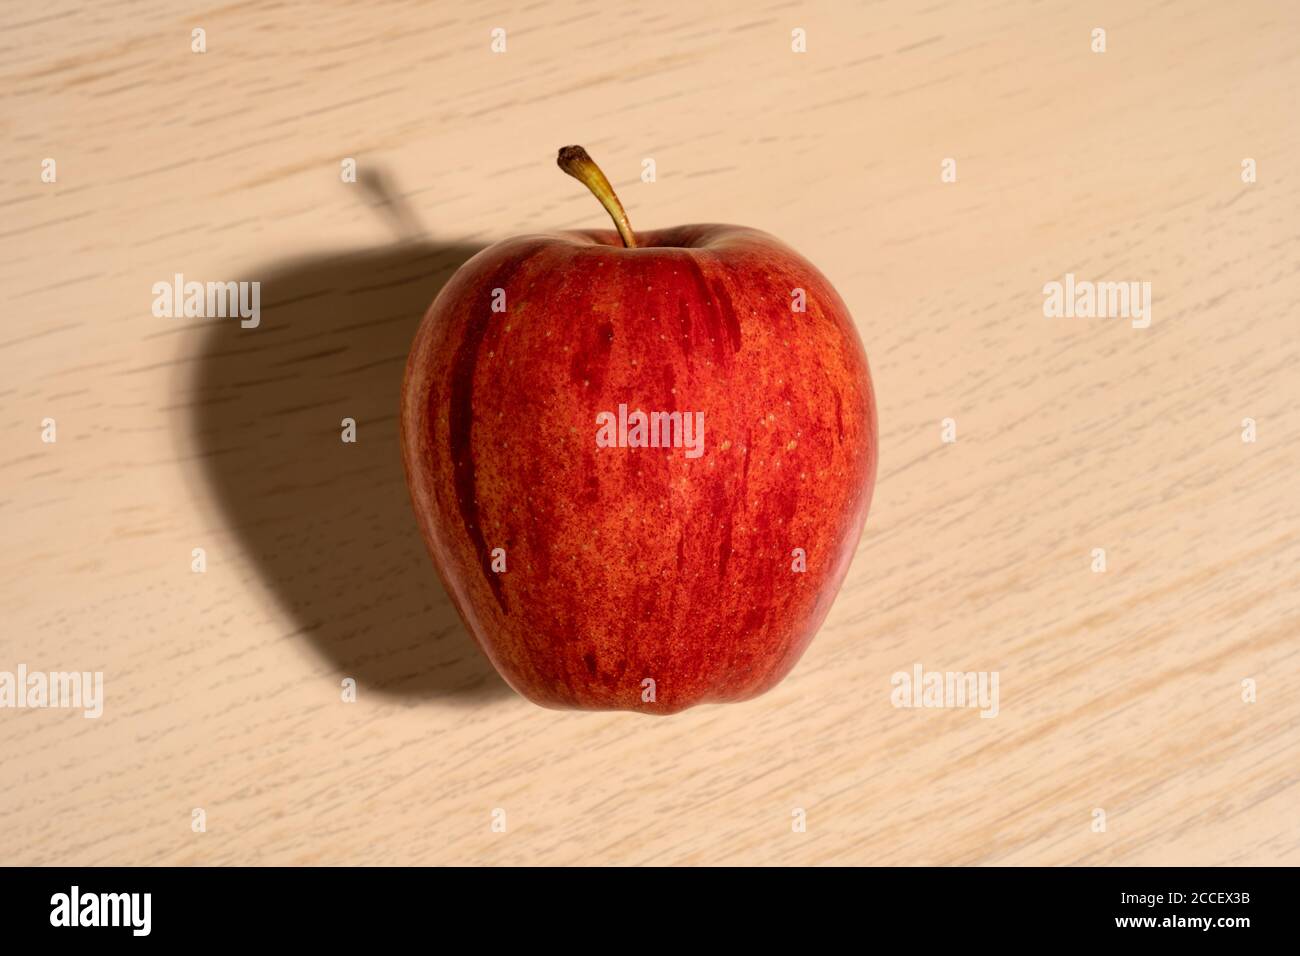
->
557;146;638;248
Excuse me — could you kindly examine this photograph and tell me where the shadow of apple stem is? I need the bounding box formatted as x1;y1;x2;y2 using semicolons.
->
359;167;428;244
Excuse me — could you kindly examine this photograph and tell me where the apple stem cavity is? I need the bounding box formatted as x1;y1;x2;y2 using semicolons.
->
557;145;638;248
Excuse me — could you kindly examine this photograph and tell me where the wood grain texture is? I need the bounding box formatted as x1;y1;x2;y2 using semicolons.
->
1;0;1297;865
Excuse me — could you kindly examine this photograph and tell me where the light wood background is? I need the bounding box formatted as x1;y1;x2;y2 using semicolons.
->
2;0;1297;866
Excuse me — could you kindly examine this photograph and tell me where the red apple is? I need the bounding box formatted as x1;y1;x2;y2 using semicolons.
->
401;146;876;714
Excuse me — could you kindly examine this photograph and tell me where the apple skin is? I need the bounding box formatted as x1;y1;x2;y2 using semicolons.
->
401;224;876;714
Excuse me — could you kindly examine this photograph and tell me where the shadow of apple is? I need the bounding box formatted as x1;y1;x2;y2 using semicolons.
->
188;233;513;703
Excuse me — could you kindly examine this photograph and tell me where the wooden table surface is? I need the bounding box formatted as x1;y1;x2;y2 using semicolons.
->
2;1;1297;866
